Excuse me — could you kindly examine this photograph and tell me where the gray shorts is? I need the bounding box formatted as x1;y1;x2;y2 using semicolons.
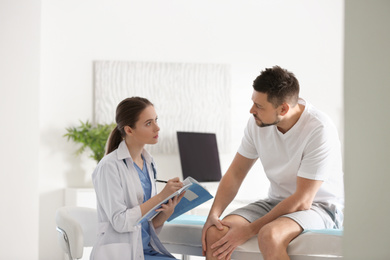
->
227;199;343;230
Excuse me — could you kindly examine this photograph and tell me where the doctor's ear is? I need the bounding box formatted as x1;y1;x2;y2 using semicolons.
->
124;126;133;135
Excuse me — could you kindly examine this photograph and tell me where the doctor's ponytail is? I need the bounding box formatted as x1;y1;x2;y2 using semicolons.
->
106;97;153;154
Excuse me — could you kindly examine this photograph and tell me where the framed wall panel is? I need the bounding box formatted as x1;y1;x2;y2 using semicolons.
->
94;61;231;154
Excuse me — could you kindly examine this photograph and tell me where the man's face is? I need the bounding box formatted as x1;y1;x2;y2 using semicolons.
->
250;91;281;127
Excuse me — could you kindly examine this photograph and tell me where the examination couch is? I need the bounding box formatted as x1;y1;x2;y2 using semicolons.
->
159;215;343;260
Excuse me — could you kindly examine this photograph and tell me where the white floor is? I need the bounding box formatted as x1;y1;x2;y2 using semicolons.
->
173;254;205;260
69;249;205;260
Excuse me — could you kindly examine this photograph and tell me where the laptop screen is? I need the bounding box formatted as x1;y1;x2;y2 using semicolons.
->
176;131;222;182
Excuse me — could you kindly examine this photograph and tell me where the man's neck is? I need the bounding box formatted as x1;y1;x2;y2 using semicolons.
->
277;103;305;134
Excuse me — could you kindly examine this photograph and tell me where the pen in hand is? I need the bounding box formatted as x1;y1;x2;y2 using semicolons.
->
156;179;168;183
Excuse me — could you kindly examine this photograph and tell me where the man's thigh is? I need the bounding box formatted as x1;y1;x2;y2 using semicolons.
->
222;213;302;246
228;199;336;231
282;204;334;230
226;199;277;223
223;214;252;224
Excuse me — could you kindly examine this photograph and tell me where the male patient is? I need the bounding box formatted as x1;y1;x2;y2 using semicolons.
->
201;66;344;260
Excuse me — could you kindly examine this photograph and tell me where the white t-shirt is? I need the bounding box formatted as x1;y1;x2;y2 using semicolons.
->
238;99;344;208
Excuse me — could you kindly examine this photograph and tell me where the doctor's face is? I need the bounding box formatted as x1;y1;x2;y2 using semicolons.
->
249;91;281;127
130;105;160;145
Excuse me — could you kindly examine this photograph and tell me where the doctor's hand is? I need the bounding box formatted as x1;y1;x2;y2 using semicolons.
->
152;191;185;229
155;192;185;217
158;177;183;199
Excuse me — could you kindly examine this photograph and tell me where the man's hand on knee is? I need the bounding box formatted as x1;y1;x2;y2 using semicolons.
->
205;225;230;259
208;218;253;259
202;214;225;256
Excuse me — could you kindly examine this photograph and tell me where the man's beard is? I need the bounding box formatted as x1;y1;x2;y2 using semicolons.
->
254;115;280;127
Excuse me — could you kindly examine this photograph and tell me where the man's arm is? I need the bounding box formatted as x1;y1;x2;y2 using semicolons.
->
201;153;256;252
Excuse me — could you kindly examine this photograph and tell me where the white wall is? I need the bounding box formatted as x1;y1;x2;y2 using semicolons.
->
0;0;40;259
37;0;343;259
343;1;390;259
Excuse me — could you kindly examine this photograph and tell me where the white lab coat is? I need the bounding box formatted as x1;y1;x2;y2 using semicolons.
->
90;141;174;260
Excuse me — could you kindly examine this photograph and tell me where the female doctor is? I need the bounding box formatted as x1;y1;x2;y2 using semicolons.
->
90;97;184;260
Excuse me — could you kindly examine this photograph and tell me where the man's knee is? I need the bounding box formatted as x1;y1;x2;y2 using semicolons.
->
258;218;302;253
205;225;230;259
206;225;229;245
258;223;280;250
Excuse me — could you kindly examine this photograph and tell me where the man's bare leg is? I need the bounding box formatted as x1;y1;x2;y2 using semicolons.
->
205;215;249;260
258;217;303;260
205;225;229;259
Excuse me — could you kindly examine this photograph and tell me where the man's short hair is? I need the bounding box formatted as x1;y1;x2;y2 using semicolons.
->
253;66;300;108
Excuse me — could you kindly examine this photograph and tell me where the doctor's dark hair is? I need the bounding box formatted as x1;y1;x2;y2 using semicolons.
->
253;66;300;108
106;97;153;154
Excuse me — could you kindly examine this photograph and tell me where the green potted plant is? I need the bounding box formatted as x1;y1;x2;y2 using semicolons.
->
64;120;116;163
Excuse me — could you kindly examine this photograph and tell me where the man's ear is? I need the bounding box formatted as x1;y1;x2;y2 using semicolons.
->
124;126;133;135
280;102;289;116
